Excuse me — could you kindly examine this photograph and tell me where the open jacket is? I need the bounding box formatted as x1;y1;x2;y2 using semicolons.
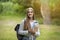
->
18;19;40;40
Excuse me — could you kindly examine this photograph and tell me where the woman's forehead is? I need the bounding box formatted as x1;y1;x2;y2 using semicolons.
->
28;8;33;10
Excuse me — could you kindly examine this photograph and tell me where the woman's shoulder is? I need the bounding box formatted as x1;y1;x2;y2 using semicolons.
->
20;18;26;23
33;20;39;26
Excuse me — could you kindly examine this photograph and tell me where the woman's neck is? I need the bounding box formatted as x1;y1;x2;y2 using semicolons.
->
29;18;33;22
27;17;33;22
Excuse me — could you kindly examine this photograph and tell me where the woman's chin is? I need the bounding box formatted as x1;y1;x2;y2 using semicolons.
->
29;16;32;18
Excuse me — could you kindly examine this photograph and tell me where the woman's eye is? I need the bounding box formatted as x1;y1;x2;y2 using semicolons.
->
28;11;33;13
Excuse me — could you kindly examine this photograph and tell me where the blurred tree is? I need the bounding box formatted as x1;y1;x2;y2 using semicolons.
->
40;0;51;25
0;0;9;2
0;3;3;13
10;0;32;7
32;0;41;19
49;0;60;25
49;0;60;18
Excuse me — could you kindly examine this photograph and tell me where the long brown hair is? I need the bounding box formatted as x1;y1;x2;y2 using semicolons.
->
24;7;35;30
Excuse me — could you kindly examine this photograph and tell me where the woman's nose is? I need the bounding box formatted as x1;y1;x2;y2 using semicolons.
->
29;13;32;15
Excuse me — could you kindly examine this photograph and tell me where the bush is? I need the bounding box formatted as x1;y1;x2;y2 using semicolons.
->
0;2;25;16
52;18;60;25
0;3;3;13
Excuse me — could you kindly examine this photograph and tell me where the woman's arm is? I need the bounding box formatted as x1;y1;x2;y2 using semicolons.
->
31;26;40;36
34;22;40;36
35;28;40;36
28;26;40;36
18;20;28;35
30;21;40;36
18;30;28;35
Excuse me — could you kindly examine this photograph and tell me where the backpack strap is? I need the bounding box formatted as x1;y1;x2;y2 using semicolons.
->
14;24;20;32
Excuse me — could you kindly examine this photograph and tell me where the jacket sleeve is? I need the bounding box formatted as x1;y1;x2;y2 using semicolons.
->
18;20;28;35
34;21;40;36
35;28;40;36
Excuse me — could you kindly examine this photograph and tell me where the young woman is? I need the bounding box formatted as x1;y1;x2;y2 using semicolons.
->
18;7;40;40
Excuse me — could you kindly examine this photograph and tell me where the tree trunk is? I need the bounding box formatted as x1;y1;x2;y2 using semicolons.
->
40;0;51;25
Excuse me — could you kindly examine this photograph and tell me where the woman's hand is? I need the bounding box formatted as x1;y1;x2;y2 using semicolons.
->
28;28;35;34
28;27;38;35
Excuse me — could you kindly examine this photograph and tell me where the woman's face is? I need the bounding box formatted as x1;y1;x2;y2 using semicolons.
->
27;8;34;18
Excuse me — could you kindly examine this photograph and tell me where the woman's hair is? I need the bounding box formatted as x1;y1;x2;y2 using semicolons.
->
24;7;35;30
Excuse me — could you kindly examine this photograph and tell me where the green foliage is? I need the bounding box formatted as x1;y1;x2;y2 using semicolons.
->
0;2;25;17
0;0;60;25
0;0;9;2
49;0;60;18
33;1;41;19
0;3;3;13
52;19;60;25
49;0;60;25
2;2;13;14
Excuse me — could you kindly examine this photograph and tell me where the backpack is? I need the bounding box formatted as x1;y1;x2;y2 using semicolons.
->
14;24;24;40
14;24;20;32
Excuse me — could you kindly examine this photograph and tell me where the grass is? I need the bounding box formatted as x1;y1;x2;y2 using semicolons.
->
0;15;60;40
37;25;60;40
